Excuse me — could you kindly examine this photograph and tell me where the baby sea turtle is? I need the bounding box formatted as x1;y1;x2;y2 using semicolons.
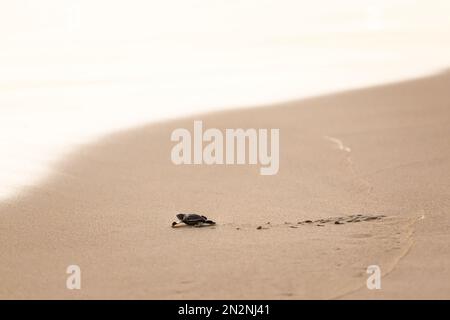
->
171;213;216;228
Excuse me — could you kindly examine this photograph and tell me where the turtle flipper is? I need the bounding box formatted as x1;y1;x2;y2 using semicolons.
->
172;221;183;227
204;220;216;225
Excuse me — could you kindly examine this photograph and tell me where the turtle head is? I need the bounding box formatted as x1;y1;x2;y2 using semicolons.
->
176;213;185;220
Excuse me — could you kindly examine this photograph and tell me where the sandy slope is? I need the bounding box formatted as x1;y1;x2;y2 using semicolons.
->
1;72;449;299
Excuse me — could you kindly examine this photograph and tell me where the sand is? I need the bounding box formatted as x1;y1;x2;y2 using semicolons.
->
1;71;450;299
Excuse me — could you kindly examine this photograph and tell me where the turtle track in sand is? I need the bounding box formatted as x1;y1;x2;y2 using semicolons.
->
222;214;386;230
295;214;386;227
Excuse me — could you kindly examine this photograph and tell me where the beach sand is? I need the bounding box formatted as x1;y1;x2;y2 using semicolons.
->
1;71;450;299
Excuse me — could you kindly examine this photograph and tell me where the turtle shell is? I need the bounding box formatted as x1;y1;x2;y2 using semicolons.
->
177;213;207;225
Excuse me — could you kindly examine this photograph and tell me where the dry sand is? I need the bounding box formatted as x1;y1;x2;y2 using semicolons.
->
1;71;450;299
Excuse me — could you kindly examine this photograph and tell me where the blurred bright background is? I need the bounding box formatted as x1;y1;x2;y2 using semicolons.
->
1;0;450;200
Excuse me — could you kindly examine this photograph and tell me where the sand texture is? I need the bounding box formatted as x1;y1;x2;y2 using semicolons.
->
1;72;450;299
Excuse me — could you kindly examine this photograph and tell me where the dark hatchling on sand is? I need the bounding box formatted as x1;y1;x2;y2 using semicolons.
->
172;213;216;227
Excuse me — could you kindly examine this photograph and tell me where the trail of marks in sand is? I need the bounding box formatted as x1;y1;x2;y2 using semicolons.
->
323;135;373;194
324;136;352;153
255;214;385;230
